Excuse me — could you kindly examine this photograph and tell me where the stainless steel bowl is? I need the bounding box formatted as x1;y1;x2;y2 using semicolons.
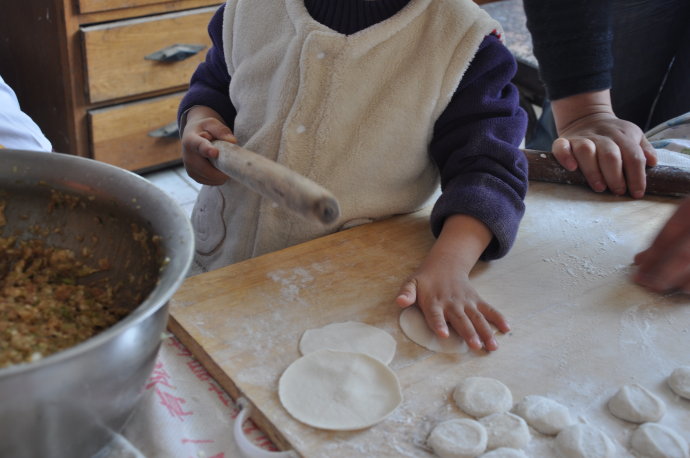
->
0;149;194;457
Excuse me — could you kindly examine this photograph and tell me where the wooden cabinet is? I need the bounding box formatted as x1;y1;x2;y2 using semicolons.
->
0;0;221;172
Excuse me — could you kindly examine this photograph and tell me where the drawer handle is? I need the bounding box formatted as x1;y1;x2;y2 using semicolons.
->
148;122;179;138
145;44;205;62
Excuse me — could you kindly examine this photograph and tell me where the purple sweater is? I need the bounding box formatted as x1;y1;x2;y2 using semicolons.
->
179;1;528;260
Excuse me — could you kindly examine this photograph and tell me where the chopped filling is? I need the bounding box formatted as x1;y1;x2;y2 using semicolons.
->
0;236;129;368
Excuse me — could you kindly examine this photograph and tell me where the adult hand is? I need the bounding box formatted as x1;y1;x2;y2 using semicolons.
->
633;198;690;293
550;91;657;199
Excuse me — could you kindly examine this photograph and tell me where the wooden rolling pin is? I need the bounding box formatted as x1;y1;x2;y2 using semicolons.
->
523;149;690;197
210;140;341;225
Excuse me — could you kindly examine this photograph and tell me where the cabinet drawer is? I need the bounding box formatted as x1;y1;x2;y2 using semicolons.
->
89;92;185;171
77;0;168;14
81;6;216;103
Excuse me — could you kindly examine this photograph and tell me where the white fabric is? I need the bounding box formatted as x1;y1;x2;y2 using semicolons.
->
191;0;501;272
99;335;277;457
0;75;52;152
646;111;690;168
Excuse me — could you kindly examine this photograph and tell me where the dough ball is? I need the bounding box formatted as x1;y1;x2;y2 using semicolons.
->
668;366;690;400
299;321;397;364
278;349;402;431
512;395;572;435
555;424;616;458
453;377;513;418
427;418;488;458
479;412;530;450
480;448;528;458
607;383;665;423
630;423;689;458
399;306;469;353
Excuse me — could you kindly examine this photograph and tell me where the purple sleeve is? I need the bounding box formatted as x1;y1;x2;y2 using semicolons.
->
429;34;528;260
178;4;236;129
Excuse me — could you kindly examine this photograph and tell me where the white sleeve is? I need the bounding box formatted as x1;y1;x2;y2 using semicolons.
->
0;75;52;152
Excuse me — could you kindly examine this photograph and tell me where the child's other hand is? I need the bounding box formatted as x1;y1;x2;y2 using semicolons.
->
395;214;510;352
181;106;237;185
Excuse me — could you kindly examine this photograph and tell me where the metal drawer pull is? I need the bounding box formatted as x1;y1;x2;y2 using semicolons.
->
145;44;205;62
148;122;179;138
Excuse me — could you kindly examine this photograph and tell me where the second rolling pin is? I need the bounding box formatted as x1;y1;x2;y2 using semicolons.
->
210;140;341;225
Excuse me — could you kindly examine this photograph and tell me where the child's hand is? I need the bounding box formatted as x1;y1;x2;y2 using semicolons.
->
181;106;237;185
395;215;510;351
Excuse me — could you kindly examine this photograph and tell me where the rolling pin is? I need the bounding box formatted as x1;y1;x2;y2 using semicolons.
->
523;149;690;197
210;140;341;225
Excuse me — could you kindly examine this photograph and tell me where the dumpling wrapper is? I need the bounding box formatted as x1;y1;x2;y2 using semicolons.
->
399;306;469;353
278;349;402;431
299;321;396;365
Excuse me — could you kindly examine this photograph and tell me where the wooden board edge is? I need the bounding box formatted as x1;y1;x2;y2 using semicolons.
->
166;314;297;454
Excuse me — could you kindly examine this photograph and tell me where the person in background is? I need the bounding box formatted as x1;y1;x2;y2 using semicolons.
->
0;74;52;152
178;0;529;351
523;0;689;199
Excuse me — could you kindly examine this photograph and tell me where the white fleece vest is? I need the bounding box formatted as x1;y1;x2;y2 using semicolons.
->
191;0;501;272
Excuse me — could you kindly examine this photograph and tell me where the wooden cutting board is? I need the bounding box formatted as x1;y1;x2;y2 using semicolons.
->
168;182;690;457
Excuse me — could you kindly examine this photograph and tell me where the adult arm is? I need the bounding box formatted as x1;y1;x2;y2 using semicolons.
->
523;0;657;198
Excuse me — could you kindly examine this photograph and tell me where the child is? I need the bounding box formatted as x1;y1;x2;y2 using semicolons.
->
178;0;528;351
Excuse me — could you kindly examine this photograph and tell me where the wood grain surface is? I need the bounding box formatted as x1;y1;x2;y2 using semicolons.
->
88;92;184;170
81;7;215;103
168;182;690;457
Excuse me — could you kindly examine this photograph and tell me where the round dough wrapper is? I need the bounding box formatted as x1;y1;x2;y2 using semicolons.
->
427;418;488;458
480;448;528;458
278;349;402;431
299;321;396;364
555;424;616;458
630;423;689;458
607;384;666;423
668;366;690;400
512;395;573;435
399;306;469;353
453;377;513;418
479;412;530;450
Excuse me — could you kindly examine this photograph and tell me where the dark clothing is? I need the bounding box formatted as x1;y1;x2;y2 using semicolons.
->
180;1;528;260
524;0;690;131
